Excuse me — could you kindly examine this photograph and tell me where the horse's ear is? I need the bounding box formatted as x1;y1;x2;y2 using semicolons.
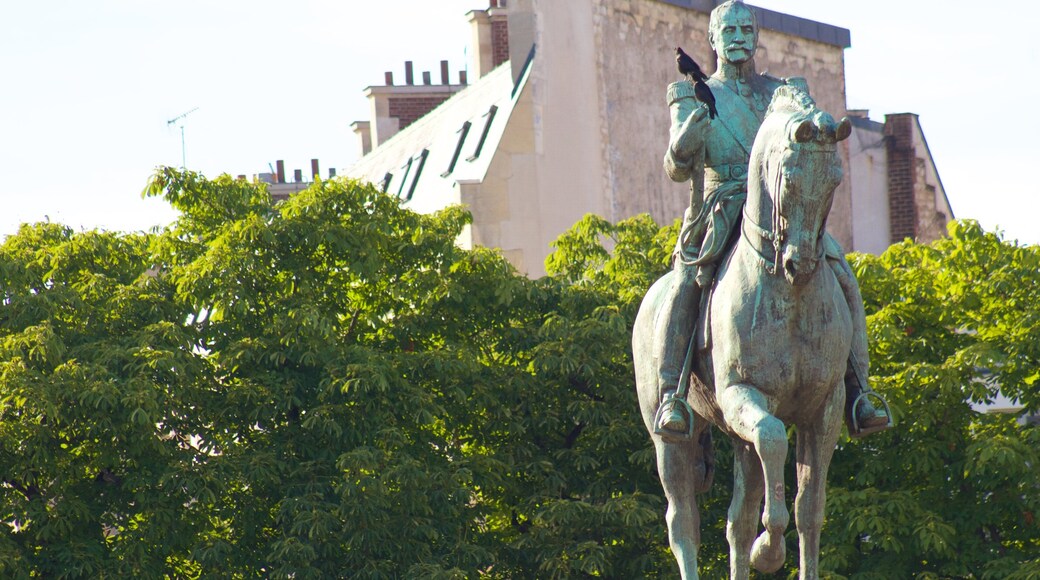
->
835;117;852;142
794;120;814;143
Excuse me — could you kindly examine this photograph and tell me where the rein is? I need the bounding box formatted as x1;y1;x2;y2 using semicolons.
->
741;206;779;273
740;157;786;275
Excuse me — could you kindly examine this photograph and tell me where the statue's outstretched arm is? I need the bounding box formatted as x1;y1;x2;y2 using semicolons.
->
664;82;711;183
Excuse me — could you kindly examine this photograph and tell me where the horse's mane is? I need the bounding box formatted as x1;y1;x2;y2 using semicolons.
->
763;84;846;149
764;84;817;119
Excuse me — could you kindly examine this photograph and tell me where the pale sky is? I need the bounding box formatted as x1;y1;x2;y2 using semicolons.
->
3;1;1038;245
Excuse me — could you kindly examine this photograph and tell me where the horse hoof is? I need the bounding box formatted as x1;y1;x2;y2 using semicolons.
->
750;532;786;573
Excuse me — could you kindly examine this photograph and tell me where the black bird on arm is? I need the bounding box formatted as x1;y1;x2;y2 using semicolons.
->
675;46;716;119
675;46;707;82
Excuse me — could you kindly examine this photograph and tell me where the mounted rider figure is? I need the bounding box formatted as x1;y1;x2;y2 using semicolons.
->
653;0;891;440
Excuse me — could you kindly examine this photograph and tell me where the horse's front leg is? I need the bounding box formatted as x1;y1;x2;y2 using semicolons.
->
717;383;789;573
795;381;845;579
654;430;706;579
727;440;764;580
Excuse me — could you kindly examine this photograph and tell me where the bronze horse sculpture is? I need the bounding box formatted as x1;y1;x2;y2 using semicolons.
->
633;86;854;579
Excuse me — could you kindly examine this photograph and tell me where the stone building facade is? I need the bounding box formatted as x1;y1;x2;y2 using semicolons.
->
345;0;953;276
846;110;951;254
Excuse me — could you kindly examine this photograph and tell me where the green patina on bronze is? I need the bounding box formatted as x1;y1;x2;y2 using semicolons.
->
633;2;891;578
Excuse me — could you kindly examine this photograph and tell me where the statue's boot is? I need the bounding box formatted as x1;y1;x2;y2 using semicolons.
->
844;353;892;438
657;390;690;433
655;332;695;437
653;267;702;440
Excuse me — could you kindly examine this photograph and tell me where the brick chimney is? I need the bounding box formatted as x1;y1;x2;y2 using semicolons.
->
884;114;918;243
360;60;468;150
490;4;509;68
884;113;950;244
467;1;510;80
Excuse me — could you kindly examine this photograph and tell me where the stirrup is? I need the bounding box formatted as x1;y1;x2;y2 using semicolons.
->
849;391;893;438
654;394;695;441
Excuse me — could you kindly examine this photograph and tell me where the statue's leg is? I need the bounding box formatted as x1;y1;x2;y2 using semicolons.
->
716;383;788;573
794;381;844;580
827;257;890;435
654;433;704;579
727;439;764;580
652;261;700;434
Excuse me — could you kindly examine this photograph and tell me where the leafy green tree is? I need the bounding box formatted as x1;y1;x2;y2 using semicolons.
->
1;167;1036;579
822;221;1040;579
0;171;676;578
0;223;212;578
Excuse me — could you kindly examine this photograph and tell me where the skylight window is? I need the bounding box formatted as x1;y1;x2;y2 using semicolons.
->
396;158;413;198
403;149;429;202
466;105;498;162
441;121;472;177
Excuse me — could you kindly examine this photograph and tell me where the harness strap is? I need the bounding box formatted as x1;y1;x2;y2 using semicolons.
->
741;207;828;273
741;208;778;268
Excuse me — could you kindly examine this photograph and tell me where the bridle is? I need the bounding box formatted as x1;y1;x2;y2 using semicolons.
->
741;140;834;276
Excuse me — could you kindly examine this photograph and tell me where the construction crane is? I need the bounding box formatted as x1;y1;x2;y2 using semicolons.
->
167;107;199;169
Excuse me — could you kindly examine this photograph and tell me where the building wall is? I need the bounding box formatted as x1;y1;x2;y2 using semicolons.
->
906;117;951;243
347;1;946;279
514;0;855;251
460;81;541;272
484;0;856;274
847;118;892;254
884;112;951;245
849;112;951;250
492;0;610;276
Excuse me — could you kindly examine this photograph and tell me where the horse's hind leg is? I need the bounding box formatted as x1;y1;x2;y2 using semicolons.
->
727;440;764;580
655;433;705;579
795;383;844;579
717;384;789;573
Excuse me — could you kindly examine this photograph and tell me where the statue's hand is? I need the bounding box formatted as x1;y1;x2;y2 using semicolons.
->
670;104;710;163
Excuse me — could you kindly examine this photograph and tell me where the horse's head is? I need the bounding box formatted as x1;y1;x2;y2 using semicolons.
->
747;86;851;286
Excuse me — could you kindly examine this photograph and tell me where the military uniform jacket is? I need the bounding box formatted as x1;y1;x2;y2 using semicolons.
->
665;72;792;265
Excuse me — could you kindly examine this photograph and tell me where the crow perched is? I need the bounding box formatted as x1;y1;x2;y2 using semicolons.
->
676;46;717;120
694;81;717;120
675;46;707;83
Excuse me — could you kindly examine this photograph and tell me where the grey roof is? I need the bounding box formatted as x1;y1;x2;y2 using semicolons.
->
848;115;885;132
345;62;529;213
654;0;852;48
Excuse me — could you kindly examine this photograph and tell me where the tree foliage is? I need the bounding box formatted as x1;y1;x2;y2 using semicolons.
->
0;170;1036;578
823;221;1040;579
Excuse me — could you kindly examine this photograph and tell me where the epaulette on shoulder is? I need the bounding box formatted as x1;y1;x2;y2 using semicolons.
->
667;81;698;105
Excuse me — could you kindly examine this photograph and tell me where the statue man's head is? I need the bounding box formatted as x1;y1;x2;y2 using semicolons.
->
708;0;758;65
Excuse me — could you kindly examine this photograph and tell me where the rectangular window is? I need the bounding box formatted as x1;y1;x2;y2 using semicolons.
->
403;149;429;202
466;105;498;162
441;121;472;177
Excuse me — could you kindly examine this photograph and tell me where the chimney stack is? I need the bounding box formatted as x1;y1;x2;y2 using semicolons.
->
352;121;372;156
311;159;320;179
467;10;493;79
276;160;285;184
405;61;414;85
385;71;394;85
440;60;449;84
293;168;303;183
